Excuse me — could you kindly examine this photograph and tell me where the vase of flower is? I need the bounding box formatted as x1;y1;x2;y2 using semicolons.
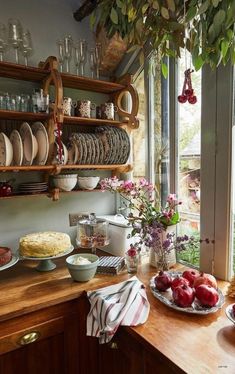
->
149;224;177;269
125;245;139;273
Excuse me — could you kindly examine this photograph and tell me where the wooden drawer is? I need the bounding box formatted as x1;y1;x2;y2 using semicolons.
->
0;316;64;354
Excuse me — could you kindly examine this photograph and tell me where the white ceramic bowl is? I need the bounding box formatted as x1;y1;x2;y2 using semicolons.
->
66;253;99;282
53;174;77;191
0;132;13;166
77;176;100;190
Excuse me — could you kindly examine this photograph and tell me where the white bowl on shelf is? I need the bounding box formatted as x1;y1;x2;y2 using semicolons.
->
53;174;77;191
77;176;100;190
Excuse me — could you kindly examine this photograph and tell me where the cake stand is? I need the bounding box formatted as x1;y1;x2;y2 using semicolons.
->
20;245;74;272
0;254;19;271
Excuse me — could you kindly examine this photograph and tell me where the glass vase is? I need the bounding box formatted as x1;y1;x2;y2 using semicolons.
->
125;253;139;273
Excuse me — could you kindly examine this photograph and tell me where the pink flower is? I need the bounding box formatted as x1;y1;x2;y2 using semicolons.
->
167;193;177;203
126;246;138;257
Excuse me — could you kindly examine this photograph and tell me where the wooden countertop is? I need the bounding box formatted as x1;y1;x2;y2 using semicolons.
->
0;249;235;373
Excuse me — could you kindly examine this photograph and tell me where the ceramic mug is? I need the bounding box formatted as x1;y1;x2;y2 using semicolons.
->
62;97;77;116
101;102;117;120
75;100;96;118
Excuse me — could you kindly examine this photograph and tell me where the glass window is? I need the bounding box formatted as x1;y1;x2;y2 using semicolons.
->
177;52;202;267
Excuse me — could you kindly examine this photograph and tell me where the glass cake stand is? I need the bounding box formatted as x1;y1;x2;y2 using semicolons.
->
20;245;74;272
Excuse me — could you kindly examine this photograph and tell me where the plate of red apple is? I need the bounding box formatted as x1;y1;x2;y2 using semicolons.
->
225;304;235;324
150;269;224;314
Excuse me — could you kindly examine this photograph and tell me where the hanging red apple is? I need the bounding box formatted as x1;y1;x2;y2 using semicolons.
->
195;284;219;307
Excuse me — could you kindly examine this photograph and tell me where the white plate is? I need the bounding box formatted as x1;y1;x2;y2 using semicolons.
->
67;140;78;165
32;122;49;165
19;245;74;260
10;130;23;166
150;271;225;315
225;304;235;324
0;132;13;166
0;254;19;271
20;122;36;166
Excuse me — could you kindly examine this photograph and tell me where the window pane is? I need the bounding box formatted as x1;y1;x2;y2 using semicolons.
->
177;53;202;267
231;72;235;275
133;70;146;180
152;56;170;203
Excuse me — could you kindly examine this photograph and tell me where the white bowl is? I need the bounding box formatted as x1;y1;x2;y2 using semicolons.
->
53;174;77;191
66;253;99;282
0;132;13;166
77;177;100;190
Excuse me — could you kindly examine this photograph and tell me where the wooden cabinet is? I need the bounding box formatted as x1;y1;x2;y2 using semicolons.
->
0;300;80;374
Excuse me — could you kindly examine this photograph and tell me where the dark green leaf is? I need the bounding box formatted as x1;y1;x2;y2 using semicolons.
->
185;6;197;22
198;0;210;15
212;0;219;7
213;9;226;31
142;3;149;14
166;0;175;12
110;7;118;24
89;12;96;29
152;0;159;11
161;6;170;19
116;0;123;8
192;54;204;71
221;40;229;59
161;61;168;78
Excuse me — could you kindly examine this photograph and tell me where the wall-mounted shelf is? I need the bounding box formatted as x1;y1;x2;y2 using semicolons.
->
63;116;126;126
0;110;51;122
0;164;132;172
0;61;49;82
0;188;104;200
61;72;125;93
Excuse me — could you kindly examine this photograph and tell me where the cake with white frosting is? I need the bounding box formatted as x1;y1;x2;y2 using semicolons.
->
19;231;71;258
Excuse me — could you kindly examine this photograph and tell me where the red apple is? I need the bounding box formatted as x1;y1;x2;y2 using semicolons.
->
171;276;190;291
232;304;235;317
195;284;219;307
154;271;172;291
182;269;200;287
193;272;217;289
172;284;195;308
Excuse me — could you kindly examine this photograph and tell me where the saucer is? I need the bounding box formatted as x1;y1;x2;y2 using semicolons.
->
10;130;23;166
32;122;49;165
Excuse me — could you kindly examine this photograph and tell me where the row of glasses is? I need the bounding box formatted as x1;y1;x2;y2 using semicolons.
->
0;92;31;112
57;37;102;78
0;19;33;65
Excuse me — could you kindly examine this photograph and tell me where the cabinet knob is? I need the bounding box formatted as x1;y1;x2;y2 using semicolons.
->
18;331;41;345
110;341;118;349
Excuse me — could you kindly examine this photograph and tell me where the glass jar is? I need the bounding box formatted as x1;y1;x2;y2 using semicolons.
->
76;213;109;253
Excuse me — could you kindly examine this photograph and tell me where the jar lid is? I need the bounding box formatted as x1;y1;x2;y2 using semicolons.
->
78;213;107;226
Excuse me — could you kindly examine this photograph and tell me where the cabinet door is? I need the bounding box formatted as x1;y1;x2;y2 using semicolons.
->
0;301;80;374
98;328;144;374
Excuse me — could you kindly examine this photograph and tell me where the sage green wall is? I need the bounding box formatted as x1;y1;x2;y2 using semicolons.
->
0;0;116;251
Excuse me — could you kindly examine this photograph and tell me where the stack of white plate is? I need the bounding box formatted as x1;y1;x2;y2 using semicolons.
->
18;182;48;194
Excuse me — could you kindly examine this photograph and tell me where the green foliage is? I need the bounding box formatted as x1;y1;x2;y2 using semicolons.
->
91;0;235;71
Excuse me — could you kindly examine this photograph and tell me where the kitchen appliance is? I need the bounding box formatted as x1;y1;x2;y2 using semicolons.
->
98;214;136;256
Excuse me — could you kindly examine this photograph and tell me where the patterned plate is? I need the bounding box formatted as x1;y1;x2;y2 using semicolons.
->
79;133;87;164
84;133;92;165
89;133;96;165
150;272;225;315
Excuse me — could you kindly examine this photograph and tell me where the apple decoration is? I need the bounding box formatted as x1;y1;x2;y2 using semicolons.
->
182;269;200;287
193;272;217;290
195;284;219;307
172;285;195;308
178;69;197;105
171;276;190;291
154;271;172;291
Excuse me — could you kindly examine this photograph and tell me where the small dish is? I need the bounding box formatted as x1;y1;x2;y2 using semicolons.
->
0;132;13;166
53;174;77;191
10;130;23;166
77;176;100;190
20;122;38;166
32;122;49;165
66;253;99;282
225;304;235;324
67;140;78;165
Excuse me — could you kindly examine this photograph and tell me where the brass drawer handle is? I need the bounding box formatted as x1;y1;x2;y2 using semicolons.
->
18;331;41;346
110;342;118;349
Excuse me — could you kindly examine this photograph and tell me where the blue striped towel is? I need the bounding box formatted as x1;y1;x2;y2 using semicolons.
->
86;276;150;344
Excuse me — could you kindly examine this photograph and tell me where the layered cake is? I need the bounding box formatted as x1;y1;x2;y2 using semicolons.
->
19;231;71;258
0;247;12;266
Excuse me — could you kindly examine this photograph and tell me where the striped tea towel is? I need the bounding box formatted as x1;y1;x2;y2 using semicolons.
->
86;276;150;344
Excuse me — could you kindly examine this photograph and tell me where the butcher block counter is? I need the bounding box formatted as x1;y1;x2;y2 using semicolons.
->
0;250;234;374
